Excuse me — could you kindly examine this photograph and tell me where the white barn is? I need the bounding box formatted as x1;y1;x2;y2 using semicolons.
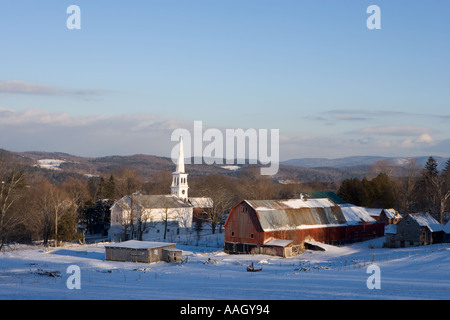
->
108;194;194;242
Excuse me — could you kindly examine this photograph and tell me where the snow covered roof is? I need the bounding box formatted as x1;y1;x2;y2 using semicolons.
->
444;221;450;234
303;192;347;205
382;208;401;219
245;199;347;232
114;194;192;210
189;197;213;208
251;198;336;211
263;239;293;247
339;204;377;225
408;213;443;232
105;240;175;250
365;208;383;217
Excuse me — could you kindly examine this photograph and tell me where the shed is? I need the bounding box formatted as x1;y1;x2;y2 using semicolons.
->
105;240;179;263
379;208;402;225
260;239;293;257
162;248;183;263
385;213;444;248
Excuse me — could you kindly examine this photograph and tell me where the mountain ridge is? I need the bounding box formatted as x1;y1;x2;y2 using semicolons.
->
281;155;449;170
1;149;448;183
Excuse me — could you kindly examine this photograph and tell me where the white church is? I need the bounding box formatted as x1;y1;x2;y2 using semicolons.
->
108;136;213;242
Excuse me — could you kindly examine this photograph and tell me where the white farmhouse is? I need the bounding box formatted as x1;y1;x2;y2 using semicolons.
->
108;194;193;242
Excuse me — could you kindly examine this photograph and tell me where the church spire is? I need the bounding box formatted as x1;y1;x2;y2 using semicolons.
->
176;135;185;173
171;135;188;201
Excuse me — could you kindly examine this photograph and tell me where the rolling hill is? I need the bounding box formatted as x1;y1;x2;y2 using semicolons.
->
2;149;448;183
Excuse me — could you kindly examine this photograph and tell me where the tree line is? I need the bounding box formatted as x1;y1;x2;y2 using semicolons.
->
337;157;450;224
0;151;320;249
2;148;448;249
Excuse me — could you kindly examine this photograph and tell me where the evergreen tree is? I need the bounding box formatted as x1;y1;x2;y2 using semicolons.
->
421;157;440;215
194;218;203;242
416;156;450;223
104;175;116;199
96;175;116;200
371;173;396;208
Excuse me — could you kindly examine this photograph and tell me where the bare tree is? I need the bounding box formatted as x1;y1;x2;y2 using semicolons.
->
395;158;421;214
36;181;77;246
135;202;154;241
111;168;143;199
159;196;173;240
0;169;27;250
116;195;136;241
144;170;172;195
196;180;235;234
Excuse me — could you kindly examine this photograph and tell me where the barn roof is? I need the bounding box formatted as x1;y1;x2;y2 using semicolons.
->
408;212;443;232
304;192;347;205
339;204;377;225
244;198;347;232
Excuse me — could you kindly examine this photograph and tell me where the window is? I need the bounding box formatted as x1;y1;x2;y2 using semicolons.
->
250;233;254;239
231;232;235;237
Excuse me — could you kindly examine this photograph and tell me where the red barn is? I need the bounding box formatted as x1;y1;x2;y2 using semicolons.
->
224;198;384;256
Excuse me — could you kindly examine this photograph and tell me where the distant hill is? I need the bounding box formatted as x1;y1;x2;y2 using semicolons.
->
282;155;449;171
1;149;448;184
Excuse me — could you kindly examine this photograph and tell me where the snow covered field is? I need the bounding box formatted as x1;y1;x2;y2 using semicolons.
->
1;235;449;300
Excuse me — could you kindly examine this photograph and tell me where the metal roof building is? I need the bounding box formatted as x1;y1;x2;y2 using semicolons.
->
385;212;446;248
224;198;384;256
105;240;182;263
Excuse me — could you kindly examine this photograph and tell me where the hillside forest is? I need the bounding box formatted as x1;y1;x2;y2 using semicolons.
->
0;149;449;249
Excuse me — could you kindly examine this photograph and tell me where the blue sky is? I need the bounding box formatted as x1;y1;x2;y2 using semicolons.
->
0;0;449;161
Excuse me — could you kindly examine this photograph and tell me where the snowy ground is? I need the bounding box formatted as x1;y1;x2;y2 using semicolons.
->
1;234;449;300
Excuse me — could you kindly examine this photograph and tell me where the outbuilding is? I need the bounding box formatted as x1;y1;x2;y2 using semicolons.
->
385;212;445;248
105;240;181;263
379;208;402;225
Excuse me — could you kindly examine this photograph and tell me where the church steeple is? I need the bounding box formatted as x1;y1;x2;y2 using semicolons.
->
171;136;188;201
176;135;185;173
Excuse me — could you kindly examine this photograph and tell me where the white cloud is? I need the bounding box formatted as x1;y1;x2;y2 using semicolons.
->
0;80;105;99
0;80;61;95
0;108;190;157
0;108;448;160
0;107;103;127
415;133;434;144
353;125;436;136
401;134;435;149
